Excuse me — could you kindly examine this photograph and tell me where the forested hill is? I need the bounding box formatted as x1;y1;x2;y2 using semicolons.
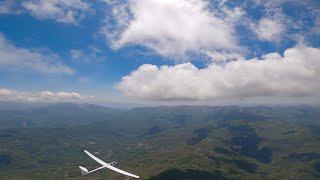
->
0;103;320;179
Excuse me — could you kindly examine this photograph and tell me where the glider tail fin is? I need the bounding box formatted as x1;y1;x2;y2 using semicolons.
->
79;166;89;175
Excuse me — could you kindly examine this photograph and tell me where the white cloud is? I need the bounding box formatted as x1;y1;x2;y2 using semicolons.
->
0;34;74;74
0;0;16;14
21;0;93;24
70;47;106;64
310;16;320;35
0;88;35;101
255;0;319;7
0;88;88;102
0;88;13;96
251;17;285;42
102;0;241;57
205;51;244;62
117;45;320;102
40;91;83;100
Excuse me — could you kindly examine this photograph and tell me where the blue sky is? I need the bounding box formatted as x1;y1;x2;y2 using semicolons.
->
0;0;319;106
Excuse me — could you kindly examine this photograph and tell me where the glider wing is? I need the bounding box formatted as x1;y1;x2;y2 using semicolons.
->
83;150;140;179
84;150;108;166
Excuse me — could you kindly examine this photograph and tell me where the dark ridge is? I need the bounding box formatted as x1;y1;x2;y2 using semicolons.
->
147;126;163;135
149;168;227;180
308;125;320;136
214;147;237;156
282;130;297;135
228;125;255;136
140;125;163;138
314;161;320;173
228;125;272;163
288;152;320;161
0;155;11;167
233;160;257;174
209;156;257;174
186;128;209;145
206;109;267;122
230;134;272;163
171;114;191;128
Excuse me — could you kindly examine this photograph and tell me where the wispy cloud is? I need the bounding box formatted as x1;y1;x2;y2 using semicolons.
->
0;34;74;74
1;0;93;24
251;17;285;42
70;47;106;64
0;0;17;14
0;88;91;102
22;0;93;24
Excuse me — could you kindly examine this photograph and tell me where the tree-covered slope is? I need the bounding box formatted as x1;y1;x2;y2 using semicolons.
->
0;104;319;179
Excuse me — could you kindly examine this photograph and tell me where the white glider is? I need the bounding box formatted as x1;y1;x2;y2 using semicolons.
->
79;150;140;179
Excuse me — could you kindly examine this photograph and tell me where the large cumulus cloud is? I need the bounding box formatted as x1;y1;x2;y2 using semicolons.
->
102;0;243;57
117;45;320;101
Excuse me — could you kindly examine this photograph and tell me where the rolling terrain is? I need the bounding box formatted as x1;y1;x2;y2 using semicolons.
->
0;103;319;179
